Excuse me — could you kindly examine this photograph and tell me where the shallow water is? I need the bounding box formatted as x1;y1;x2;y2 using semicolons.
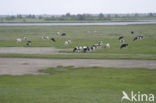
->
0;21;156;26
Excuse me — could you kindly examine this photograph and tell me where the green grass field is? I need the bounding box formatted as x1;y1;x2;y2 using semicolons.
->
0;66;155;103
0;25;156;103
0;53;156;60
0;24;156;52
0;24;156;59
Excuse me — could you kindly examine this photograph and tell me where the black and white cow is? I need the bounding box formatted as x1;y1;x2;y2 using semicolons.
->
133;36;143;41
61;33;66;36
73;46;82;52
26;41;32;46
131;31;134;34
120;44;128;49
51;37;56;42
119;36;124;40
64;40;72;45
83;46;91;53
23;36;28;40
120;39;125;44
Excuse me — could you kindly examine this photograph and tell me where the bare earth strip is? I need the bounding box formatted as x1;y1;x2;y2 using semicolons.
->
0;58;156;75
0;47;156;56
0;47;71;54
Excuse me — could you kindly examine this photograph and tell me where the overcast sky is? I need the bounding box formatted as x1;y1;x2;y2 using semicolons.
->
1;0;156;15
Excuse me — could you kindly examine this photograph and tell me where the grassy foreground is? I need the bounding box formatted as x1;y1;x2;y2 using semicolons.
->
0;66;156;103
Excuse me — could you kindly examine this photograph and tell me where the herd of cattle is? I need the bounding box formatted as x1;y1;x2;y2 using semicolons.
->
16;31;144;53
16;32;67;46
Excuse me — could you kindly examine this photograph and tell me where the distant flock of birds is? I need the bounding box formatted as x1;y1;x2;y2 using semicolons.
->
16;31;144;53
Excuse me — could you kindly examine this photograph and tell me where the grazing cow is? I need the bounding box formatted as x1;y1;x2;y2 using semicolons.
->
83;48;88;53
119;36;124;40
67;40;72;43
133;37;138;41
42;36;49;40
23;36;28;40
64;40;72;45
83;46;90;53
131;31;134;34
26;41;31;46
73;46;82;52
98;41;103;46
93;44;98;49
138;36;143;39
78;46;83;51
61;33;66;36
73;47;77;52
91;46;96;51
16;38;22;43
94;41;103;48
120;39;125;44
57;32;60;35
51;38;56;42
92;41;103;49
105;43;110;48
83;46;87;49
73;46;90;53
64;41;69;45
120;44;128;49
133;36;143;41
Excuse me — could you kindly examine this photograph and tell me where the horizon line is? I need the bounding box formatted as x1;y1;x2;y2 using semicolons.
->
0;12;156;16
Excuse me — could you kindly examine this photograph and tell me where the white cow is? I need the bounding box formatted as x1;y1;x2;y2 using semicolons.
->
120;39;125;44
64;41;69;45
16;38;22;43
42;36;49;40
67;40;72;43
23;36;28;40
64;40;72;45
105;43;110;48
57;32;60;35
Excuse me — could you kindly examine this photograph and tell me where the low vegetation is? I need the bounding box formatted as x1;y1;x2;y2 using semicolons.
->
0;53;156;60
0;66;155;103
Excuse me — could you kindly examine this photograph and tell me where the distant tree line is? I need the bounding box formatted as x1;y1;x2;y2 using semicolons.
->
0;13;156;22
42;13;156;21
42;13;112;21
